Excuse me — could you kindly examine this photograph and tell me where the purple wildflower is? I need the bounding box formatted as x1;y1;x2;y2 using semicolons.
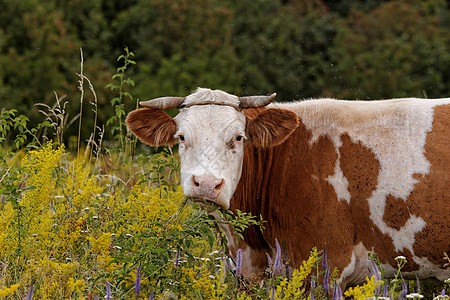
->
267;253;272;267
236;248;243;277
174;249;180;267
383;280;389;298
415;273;421;293
225;256;233;272
322;245;330;293
332;283;343;300
370;259;382;282
149;289;154;300
322;246;328;271
323;264;330;293
94;295;98;300
105;280;111;300
442;289;446;296
220;257;227;282
271;288;275;300
272;239;283;276
310;276;316;300
370;259;382;296
135;267;141;298
400;279;407;299
25;282;34;300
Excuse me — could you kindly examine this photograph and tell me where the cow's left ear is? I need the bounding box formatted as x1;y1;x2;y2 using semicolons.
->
246;108;299;148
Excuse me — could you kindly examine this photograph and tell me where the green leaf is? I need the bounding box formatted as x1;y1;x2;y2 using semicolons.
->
110;97;121;106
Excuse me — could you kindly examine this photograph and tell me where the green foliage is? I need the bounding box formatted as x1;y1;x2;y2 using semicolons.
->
141;148;181;192
106;47;136;149
330;0;450;99
230;0;338;100
0;108;51;148
219;208;266;244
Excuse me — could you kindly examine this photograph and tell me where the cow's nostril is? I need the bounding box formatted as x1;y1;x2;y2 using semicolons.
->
192;176;200;187
214;179;224;190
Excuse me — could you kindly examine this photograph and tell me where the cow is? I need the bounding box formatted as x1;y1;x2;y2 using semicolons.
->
126;87;449;288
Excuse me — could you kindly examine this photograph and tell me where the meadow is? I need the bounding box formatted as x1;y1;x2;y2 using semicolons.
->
0;50;449;299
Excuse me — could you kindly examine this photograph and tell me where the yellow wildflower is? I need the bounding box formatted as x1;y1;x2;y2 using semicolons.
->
0;283;20;297
274;247;318;299
68;278;86;293
344;275;383;300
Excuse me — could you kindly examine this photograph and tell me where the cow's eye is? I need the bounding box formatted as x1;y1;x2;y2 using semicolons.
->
227;134;246;149
176;133;185;142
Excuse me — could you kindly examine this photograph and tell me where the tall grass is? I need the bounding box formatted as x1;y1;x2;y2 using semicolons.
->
0;48;448;299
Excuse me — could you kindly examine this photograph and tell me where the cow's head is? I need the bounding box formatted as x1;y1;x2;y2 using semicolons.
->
126;88;298;211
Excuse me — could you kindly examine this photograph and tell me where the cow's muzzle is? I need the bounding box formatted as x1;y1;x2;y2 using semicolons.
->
187;175;225;212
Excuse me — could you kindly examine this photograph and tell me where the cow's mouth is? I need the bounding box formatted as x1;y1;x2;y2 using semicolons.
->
187;197;220;212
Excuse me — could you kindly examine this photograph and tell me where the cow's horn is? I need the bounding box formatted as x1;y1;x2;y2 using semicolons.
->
239;93;276;108
140;97;185;109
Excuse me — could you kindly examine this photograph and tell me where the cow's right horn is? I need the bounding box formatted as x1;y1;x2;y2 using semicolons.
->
239;93;276;108
140;97;185;109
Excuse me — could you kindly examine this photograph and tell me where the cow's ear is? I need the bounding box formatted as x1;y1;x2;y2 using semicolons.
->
246;108;299;148
126;108;177;146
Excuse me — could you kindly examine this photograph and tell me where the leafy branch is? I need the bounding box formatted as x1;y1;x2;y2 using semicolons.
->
106;47;136;150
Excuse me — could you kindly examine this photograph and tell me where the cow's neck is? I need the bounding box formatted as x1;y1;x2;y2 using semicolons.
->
228;110;345;276
224;144;274;276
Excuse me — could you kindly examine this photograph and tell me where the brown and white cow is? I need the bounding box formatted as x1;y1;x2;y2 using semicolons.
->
126;88;450;287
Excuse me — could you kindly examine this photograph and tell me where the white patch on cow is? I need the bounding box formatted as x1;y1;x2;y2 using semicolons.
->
240;247;255;275
339;252;356;284
326;154;351;203
389;215;426;252
339;242;371;286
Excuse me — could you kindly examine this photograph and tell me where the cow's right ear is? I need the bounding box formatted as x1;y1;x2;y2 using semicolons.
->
246;108;299;148
126;108;177;146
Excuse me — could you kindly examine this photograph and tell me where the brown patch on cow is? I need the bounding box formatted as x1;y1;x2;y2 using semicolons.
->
408;104;450;266
126;108;177;146
383;195;410;231
246;108;299;148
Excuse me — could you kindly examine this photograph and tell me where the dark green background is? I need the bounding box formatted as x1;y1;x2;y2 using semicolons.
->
1;0;449;144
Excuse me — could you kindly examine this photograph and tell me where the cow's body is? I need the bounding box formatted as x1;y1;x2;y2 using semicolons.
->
231;98;450;286
127;88;450;288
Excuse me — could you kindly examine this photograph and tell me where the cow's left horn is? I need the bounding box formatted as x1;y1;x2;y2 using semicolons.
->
239;93;276;108
140;97;185;109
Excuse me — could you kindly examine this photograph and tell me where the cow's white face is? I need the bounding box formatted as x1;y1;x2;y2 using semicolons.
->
126;88;299;212
175;106;246;211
